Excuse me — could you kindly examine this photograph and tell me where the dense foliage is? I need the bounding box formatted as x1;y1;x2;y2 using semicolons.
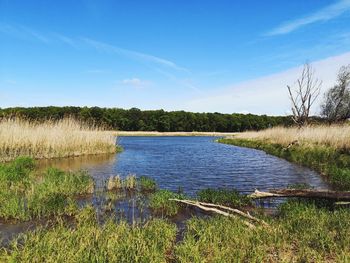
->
0;106;293;132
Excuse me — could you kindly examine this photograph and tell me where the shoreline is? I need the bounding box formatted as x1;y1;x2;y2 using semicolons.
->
114;131;237;137
218;137;350;190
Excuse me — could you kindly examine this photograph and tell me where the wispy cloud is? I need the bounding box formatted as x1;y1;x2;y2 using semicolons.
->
81;37;189;72
0;23;189;73
266;0;350;36
120;78;151;89
0;23;49;43
182;51;350;115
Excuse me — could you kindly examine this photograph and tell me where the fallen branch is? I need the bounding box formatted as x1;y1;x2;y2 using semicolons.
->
195;201;269;226
169;199;256;229
250;189;350;201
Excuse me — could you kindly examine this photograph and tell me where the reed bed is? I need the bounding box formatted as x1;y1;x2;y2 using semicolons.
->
234;125;350;151
0;118;117;162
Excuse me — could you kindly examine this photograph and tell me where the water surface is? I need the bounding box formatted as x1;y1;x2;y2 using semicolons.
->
38;136;329;195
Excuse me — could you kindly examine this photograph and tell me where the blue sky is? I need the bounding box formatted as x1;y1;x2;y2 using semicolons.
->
1;0;350;114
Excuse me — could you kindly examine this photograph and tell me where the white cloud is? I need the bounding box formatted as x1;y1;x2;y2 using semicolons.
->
266;0;350;36
181;51;350;115
81;37;189;72
121;78;150;89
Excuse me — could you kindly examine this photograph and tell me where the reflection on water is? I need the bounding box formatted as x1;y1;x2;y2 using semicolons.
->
39;136;330;195
37;153;117;172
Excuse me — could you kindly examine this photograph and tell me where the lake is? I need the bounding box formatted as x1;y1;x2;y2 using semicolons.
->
38;136;329;195
1;136;330;244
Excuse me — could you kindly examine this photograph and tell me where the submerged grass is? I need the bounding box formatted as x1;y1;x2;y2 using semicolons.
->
219;137;350;190
0;157;93;221
0;118;117;162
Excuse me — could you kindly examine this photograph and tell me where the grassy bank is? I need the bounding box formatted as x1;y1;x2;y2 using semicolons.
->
0;157;94;221
0;118;117;162
2;200;350;262
1;160;350;261
219;125;350;190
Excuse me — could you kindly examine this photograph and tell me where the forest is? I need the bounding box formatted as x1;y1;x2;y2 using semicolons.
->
0;106;295;132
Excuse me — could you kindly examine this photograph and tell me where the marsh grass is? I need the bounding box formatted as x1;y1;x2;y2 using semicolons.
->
175;200;350;262
197;188;252;207
220;137;350;190
0;118;117;162
149;190;185;216
107;175;122;191
0;157;94;221
1;206;177;263
233;125;350;151
124;174;137;190
139;176;157;192
3;200;350;262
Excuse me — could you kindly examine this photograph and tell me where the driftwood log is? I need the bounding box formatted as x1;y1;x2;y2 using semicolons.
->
250;189;350;201
169;198;269;228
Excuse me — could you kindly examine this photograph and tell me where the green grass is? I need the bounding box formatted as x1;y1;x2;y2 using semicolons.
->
219;138;350;190
1;206;177;263
139;176;157;192
197;188;252;207
149;190;184;216
175;200;350;262
3;201;350;262
0;157;93;221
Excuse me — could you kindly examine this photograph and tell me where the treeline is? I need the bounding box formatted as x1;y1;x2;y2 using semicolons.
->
0;106;294;132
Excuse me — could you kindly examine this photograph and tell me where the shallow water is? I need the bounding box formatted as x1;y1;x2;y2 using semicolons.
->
38;136;330;195
1;136;330;244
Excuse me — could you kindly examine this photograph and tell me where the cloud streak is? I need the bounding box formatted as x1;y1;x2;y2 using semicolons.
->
0;23;188;73
81;37;189;72
266;0;350;36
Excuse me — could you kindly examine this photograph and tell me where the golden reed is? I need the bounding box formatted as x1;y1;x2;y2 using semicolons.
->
234;125;350;150
0;118;117;162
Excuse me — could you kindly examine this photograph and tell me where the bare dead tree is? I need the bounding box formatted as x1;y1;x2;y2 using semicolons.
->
287;63;322;127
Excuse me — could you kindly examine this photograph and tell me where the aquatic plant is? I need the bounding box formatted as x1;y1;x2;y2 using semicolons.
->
124;174;137;190
1;207;177;263
149;190;184;216
0;157;94;221
197;188;252;207
0;118;117;162
139;176;157;192
107;175;122;191
175;200;350;262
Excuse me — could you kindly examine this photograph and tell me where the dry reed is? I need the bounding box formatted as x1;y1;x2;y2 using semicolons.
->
0;118;117;162
234;125;350;150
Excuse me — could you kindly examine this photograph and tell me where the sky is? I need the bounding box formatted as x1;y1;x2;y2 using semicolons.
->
1;0;350;115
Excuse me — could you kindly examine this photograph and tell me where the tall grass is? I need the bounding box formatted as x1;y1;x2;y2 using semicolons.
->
234;125;350;151
175;201;350;262
0;118;117;162
3;201;350;262
1;206;177;263
220;124;350;189
0;157;94;221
